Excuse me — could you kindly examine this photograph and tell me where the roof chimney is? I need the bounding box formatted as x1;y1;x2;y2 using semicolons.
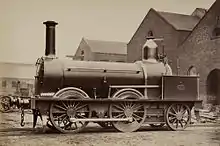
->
191;8;207;19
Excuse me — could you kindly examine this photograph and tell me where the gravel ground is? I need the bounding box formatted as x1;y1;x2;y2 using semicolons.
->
0;111;220;146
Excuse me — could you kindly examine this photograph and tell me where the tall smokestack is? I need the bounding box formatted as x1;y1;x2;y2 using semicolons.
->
43;21;58;56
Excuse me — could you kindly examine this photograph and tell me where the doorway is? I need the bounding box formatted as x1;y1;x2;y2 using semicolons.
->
206;69;220;105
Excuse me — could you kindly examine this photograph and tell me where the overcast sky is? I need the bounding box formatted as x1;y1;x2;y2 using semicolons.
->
0;0;215;64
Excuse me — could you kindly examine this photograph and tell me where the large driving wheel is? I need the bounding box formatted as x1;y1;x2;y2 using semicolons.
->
49;88;92;134
109;90;146;132
165;103;191;131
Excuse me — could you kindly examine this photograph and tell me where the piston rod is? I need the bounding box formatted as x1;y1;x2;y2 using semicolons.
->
70;117;133;123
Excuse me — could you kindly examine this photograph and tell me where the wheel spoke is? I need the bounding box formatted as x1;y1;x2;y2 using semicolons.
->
73;102;80;108
179;120;184;128
176;120;179;129
54;104;66;111
74;122;78;129
75;104;88;111
54;114;66;119
132;104;143;111
114;113;125;118
168;111;176;116
181;118;188;124
61;101;68;109
120;103;126;109
179;105;184;113
169;116;176;121
171;106;177;114
128;102;133;108
113;104;124;111
79;121;84;125
171;119;177;124
132;113;143;120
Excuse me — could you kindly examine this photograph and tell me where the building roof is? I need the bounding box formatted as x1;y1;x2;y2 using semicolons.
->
83;38;127;55
156;10;201;31
179;0;218;45
0;62;35;79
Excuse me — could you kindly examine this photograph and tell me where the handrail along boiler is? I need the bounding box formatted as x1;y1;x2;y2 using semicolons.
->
18;21;202;133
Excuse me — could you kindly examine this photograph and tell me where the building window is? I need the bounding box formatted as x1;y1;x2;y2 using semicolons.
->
213;27;220;37
212;16;220;38
2;80;6;88
187;66;198;76
12;81;17;88
80;50;85;60
148;30;154;37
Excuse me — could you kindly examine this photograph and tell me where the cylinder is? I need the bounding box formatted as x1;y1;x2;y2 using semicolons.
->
43;21;58;56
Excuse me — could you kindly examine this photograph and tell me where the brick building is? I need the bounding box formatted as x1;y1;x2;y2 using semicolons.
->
177;0;220;105
127;0;220;105
72;38;127;62
0;62;35;97
127;7;206;73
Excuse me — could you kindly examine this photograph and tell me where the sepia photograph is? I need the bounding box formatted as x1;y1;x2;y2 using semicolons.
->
0;0;219;145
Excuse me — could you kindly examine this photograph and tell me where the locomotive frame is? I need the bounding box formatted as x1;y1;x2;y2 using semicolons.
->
11;20;202;134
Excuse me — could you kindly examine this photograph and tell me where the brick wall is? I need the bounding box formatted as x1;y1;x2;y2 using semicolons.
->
127;9;188;74
177;0;220;104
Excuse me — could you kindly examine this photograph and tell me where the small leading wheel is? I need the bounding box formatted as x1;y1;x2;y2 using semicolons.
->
109;90;146;132
49;89;92;134
165;103;191;131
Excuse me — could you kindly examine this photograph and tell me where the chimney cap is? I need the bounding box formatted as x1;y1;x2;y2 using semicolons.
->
43;21;58;26
143;39;158;49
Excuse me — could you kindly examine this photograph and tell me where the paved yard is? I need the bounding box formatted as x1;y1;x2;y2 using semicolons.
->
0;111;219;146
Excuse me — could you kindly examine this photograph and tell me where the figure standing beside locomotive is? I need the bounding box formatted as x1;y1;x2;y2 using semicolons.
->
7;21;202;134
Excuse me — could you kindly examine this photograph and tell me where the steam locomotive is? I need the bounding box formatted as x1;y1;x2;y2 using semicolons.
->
12;21;202;134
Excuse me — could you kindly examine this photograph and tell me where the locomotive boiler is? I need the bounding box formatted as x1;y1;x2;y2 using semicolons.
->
36;21;169;100
15;21;202;134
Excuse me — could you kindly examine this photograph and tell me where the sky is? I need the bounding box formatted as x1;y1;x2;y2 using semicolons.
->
0;0;215;64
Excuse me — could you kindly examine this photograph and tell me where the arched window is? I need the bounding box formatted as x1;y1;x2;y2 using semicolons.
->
213;16;220;38
148;30;154;37
187;66;198;76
